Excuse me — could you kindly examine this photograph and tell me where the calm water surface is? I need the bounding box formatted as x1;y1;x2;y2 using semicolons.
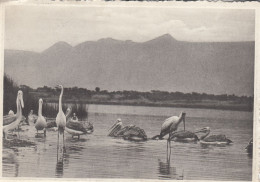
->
3;104;253;180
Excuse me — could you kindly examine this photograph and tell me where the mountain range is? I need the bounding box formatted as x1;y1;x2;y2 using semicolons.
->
4;34;255;96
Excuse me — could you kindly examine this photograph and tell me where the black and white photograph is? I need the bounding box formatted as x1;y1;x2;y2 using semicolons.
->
2;3;256;181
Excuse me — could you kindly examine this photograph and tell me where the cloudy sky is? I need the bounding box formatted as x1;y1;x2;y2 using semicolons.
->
5;5;255;52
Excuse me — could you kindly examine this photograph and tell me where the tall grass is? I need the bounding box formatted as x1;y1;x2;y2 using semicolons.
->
3;74;89;119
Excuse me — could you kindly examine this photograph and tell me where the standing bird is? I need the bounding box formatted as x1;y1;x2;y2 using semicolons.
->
152;112;186;140
3;90;24;139
56;85;66;138
35;99;47;136
152;112;186;159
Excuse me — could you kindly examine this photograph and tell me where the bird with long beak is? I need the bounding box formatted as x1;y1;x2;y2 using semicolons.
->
55;85;66;142
152;112;186;140
65;107;92;139
108;118;123;137
3;90;24;139
35;98;47;136
194;127;233;145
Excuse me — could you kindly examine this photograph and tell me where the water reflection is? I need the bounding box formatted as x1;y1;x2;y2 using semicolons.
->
56;161;64;177
2;149;19;177
158;158;183;179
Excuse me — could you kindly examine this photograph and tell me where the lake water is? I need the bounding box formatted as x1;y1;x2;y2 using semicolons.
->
2;104;253;180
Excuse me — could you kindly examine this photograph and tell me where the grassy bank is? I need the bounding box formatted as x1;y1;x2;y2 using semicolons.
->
45;98;253;112
3;75;88;118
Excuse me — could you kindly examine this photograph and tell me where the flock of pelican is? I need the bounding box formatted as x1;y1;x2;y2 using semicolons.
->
3;85;94;142
3;85;252;157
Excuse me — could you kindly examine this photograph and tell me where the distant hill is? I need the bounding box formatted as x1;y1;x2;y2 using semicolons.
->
4;34;255;96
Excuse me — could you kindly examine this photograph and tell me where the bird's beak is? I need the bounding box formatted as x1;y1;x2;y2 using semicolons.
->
183;117;185;131
194;128;205;133
108;122;117;131
21;97;24;108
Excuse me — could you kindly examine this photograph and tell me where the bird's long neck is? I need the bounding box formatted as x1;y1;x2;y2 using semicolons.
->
59;86;63;113
16;98;22;118
200;130;210;140
38;102;42;116
177;113;184;126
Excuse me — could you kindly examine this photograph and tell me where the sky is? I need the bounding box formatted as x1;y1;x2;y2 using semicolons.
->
5;5;255;52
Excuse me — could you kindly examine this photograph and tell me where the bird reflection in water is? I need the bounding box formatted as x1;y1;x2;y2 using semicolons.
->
56;135;66;178
158;151;184;180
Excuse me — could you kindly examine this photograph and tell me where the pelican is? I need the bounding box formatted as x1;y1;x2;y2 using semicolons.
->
108;119;147;141
245;138;253;155
108;118;123;137
55;85;66;142
3;90;24;139
35;99;47;136
194;127;232;145
65;108;93;139
170;130;199;142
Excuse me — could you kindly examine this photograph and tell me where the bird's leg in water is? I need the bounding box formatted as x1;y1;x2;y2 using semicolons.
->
63;132;66;152
167;133;172;161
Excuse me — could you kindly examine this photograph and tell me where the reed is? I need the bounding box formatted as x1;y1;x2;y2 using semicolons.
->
3;74;89;119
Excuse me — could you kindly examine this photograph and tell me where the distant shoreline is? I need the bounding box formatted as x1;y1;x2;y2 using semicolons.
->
46;99;253;112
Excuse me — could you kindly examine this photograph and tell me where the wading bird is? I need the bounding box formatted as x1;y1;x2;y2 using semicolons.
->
55;85;66;143
65;107;93;139
35;99;47;136
194;127;232;145
108;118;147;142
152;112;186;157
3;90;24;139
152;112;186;140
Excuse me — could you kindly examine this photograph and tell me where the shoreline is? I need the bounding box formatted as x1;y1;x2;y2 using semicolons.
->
46;99;253;112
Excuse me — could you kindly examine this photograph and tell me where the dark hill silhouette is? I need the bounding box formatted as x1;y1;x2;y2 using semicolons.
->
4;34;254;96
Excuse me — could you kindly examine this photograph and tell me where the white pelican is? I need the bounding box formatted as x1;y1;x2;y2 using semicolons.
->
55;85;66;141
35;99;47;136
194;127;233;145
108;118;123;137
3;90;24;139
65;108;93;139
108;119;147;141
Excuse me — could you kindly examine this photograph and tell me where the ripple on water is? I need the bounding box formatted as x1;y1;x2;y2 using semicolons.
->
2;106;253;180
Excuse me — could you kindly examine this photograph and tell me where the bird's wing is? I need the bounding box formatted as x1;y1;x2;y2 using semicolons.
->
171;130;195;138
124;126;147;138
66;121;87;133
204;135;227;142
3;115;17;126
